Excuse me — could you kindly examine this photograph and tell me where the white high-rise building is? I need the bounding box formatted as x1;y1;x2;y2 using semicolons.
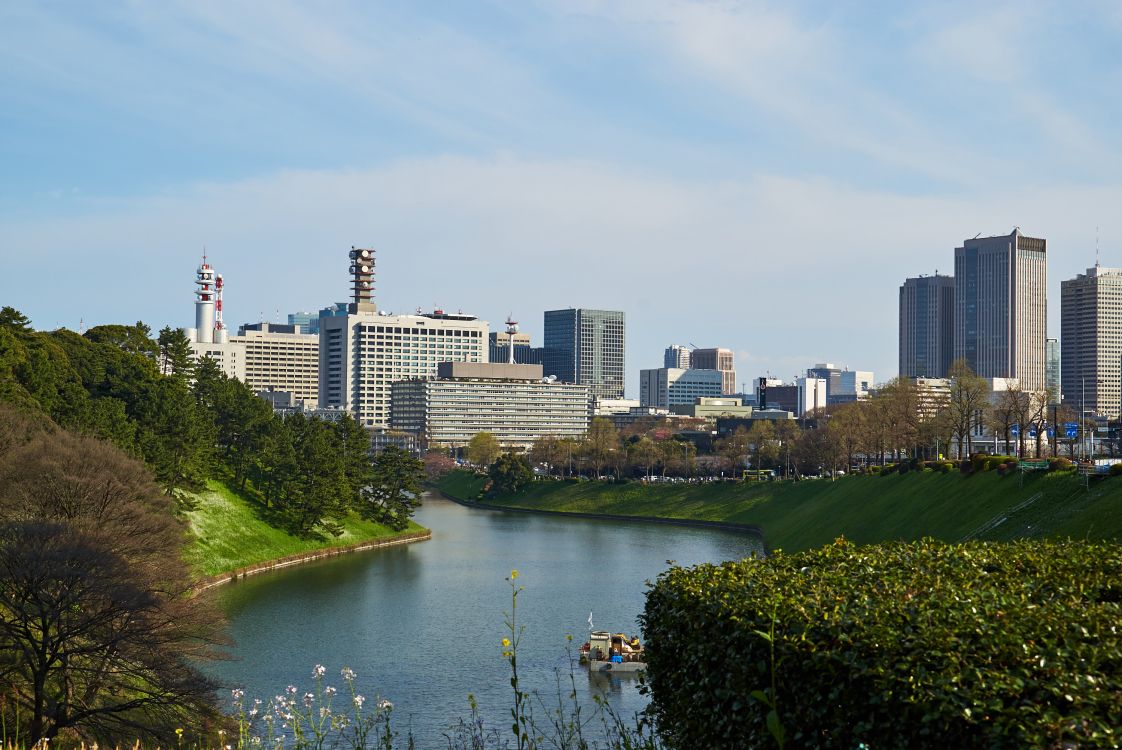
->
318;247;489;427
795;376;828;416
663;345;691;369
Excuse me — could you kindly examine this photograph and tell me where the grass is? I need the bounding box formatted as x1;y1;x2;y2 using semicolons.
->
435;469;1122;552
182;479;426;578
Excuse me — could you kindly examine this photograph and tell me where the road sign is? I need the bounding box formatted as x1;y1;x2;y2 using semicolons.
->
1010;424;1020;437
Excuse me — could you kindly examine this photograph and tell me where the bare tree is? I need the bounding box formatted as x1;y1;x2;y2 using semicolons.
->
946;359;991;458
0;428;224;744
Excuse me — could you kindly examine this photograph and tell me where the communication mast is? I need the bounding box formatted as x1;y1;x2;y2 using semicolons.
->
193;253;217;343
505;314;519;364
349;247;376;311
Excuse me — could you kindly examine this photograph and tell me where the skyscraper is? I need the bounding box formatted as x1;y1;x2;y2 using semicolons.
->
664;344;691;369
1061;265;1122;418
543;308;625;400
1045;338;1061;407
690;347;736;395
899;274;955;378
953;229;1047;390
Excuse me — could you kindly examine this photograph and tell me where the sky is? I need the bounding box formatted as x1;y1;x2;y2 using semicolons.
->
3;1;1122;397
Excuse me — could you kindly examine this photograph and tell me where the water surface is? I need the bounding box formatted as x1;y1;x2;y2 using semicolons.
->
208;495;763;745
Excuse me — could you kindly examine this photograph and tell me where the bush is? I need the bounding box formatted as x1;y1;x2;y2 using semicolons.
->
959;460;973;474
1110;462;1122;477
642;539;1122;749
1051;457;1074;471
879;464;896;476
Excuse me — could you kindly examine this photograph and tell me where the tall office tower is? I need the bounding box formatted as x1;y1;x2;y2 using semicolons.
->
664;345;691;369
1045;338;1061;407
1061;265;1122;418
488;331;544;365
287;311;319;335
954;229;1047;390
691;347;736;395
899;274;955;378
639;368;723;408
543;308;625;400
319;248;489;426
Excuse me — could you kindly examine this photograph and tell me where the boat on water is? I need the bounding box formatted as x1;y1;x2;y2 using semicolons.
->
580;629;645;673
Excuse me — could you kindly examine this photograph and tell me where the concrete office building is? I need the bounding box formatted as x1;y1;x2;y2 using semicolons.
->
1061;264;1122;418
664;345;691;369
543;308;626;400
639;367;723;408
319;248;489;427
954;229;1047;390
691;347;737;395
238;323;321;406
899;274;955;378
1046;338;1061;407
287;311;319;334
669;397;754;420
390;362;590;450
796;376;828;416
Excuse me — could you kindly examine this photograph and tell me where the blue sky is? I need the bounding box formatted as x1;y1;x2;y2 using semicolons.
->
3;1;1122;395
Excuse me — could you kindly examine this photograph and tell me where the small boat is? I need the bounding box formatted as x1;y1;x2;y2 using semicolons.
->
580;630;645;673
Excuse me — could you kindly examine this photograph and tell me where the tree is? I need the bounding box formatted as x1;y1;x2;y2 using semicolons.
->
629;436;660;479
157;326;195;381
423;451;457;481
0;428;222;744
364;445;424;530
489;452;534;494
946;359;991;458
717;427;751;473
465;431;501;467
84;322;158;360
584;417;621;478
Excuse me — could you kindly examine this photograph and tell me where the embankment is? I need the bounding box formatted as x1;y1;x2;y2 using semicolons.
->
183;479;429;584
436;469;1122;552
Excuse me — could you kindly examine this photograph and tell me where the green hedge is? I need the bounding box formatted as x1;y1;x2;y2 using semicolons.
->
642;539;1122;749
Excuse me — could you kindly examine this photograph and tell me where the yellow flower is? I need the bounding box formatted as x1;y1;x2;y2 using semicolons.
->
176;729;184;737
510;569;518;580
502;638;511;648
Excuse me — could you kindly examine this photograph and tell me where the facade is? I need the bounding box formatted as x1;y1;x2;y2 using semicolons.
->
543;308;626;399
691;347;737;395
237;323;320;406
795;376;828;416
837;370;875;403
669;397;753;419
664;345;691;369
593;398;641;416
1061;265;1122;418
287;311;319;334
954;229;1047;390
320;309;488;427
1046;338;1061;407
899;274;955;378
639;367;723;408
390;362;590;450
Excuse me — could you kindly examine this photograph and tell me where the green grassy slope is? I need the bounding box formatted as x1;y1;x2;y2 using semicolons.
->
183;480;426;577
435;470;1122;552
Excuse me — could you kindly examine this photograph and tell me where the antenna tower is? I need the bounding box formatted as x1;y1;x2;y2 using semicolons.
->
348;247;376;309
505;314;519;365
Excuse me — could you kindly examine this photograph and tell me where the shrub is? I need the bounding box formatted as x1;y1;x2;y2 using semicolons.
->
642;539;1122;749
1110;462;1122;477
959;460;973;474
1051;457;1074;471
878;464;896;476
897;461;910;474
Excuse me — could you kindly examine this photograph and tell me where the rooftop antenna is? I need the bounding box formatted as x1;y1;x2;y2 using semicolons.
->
505;313;519;365
1096;225;1101;268
78;317;85;334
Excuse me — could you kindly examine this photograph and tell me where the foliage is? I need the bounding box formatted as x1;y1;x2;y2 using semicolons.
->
489;453;534;495
364;446;424;531
642;538;1122;749
0;410;223;744
422;451;458;481
466;431;502;467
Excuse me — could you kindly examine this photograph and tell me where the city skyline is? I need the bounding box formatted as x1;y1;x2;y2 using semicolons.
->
5;4;1122;396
